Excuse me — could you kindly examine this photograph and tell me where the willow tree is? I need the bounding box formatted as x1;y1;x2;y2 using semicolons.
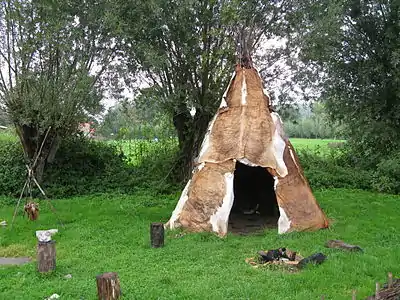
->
114;0;292;180
289;0;400;163
0;0;118;182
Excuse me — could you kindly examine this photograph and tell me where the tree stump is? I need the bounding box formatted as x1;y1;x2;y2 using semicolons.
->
37;240;56;273
150;222;164;248
96;272;121;300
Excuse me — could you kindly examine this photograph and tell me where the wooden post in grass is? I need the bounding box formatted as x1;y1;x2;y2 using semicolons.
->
37;240;56;272
96;272;121;300
150;222;164;248
352;289;357;300
388;272;393;288
375;282;380;299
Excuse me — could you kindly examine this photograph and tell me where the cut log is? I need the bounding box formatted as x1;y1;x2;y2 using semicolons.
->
96;272;121;300
37;240;56;273
325;240;363;252
150;222;164;248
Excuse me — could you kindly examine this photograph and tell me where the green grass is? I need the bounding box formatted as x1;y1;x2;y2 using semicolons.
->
108;137;342;166
109;138;178;166
0;127;341;163
290;138;345;151
1;189;399;299
0;129;17;142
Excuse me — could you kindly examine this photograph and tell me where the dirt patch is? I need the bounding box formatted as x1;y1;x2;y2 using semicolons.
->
228;212;278;235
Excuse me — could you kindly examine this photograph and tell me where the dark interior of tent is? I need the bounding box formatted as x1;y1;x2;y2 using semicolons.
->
228;161;279;234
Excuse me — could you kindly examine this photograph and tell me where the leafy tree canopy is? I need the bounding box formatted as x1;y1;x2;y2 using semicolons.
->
291;0;400;162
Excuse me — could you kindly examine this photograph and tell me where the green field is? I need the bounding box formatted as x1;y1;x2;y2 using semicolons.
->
0;129;17;142
0;128;342;157
290;138;345;150
111;137;344;165
0;189;399;299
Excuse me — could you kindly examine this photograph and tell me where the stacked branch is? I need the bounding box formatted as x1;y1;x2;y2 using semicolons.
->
365;274;400;300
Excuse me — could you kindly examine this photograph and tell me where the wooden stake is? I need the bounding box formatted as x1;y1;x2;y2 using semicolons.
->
388;272;393;288
375;282;380;299
37;240;56;273
150;222;164;248
320;295;324;300
96;272;121;300
352;289;356;300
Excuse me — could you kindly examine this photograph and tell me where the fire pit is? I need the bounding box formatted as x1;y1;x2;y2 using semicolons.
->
245;247;326;272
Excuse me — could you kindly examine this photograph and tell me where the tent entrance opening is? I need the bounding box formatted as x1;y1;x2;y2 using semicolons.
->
228;161;279;234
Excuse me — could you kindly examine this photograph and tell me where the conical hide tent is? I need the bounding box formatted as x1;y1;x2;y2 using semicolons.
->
166;64;329;236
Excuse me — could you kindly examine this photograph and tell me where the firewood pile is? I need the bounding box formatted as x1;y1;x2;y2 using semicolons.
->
365;274;399;300
245;248;326;272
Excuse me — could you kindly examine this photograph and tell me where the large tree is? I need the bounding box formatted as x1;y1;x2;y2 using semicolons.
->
113;0;292;180
0;0;118;181
291;0;400;163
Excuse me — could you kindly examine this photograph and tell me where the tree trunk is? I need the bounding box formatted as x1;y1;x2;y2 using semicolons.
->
150;222;164;248
96;272;121;300
173;107;212;182
15;124;59;184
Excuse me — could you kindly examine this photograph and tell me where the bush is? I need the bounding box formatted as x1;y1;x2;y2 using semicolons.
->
0;139;26;197
371;154;400;194
1;132;399;200
298;147;374;191
44;137;181;197
42;137;134;197
0;136;180;200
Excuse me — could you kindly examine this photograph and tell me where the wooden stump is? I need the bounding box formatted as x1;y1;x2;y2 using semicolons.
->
37;240;56;273
96;272;121;300
150;222;164;248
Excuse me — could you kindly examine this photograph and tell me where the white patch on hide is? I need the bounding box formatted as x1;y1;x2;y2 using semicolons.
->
289;147;299;169
197;162;206;172
241;73;247;105
263;88;270;99
270;112;288;177
219;71;236;108
273;176;279;191
220;98;228;108
237;157;258;167
271;112;285;135
209;172;234;236
197;113;218;161
278;206;291;234
166;180;191;229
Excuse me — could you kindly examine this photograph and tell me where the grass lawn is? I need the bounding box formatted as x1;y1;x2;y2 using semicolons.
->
0;189;399;299
0;130;17;142
290;138;345;151
112;137;343;165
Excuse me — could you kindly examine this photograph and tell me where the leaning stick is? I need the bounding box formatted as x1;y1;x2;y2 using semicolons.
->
11;179;28;228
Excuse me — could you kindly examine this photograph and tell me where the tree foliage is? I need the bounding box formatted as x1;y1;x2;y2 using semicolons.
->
112;0;293;179
0;0;118;181
292;0;400;162
99;95;176;140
